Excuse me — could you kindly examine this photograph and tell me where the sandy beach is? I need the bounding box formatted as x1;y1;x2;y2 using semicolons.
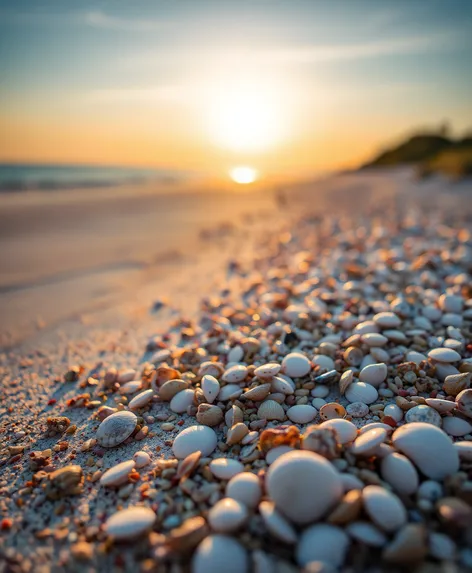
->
1;170;472;572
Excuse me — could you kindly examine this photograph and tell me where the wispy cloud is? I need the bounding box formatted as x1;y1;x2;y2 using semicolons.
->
84;10;168;32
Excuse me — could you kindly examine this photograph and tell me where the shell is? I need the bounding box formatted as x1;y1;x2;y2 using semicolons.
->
133;451;151;468
96;411;138;447
176;450;202;480
405;405;441;427
455;388;472;418
105;507;156;540
159;379;189;401
343;346;364;367
257;400;286;421
362;485;407;533
350;428;387;456
241;383;271;401
170;389;195;413
209;459;244;480
302;426;340;460
383;403;403;422
296;524;350;568
359;363;387;387
373;312;401;328
442;416;472;437
192;535;248;573
166;516;209;553
287;405;317;424
201;375;220;403
226;473;261;508
218;384;243;401
198;361;225;378
346;522;388;547
254;362;281;380
392;422;459;480
226;422;249;445
151;365;181;391
271;376;295;395
339;370;353;395
196;404;224;427
172;425;217;459
222;365;248;383
380;453;419;495
319;419;357;445
259;501;297;544
361;333;388;347
428;348;461;363
129;389;154;410
319;402;346;421
208;498;248;533
119;380;142;395
100;460;136;487
227;345;244;363
345;382;378;405
281;353;311;378
224;405;244;427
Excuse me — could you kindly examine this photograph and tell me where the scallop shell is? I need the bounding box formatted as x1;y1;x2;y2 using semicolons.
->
257;400;286;421
319;402;346;421
201;375;220;403
96;411;138;447
227;423;249;446
241;383;271;401
254;363;281;380
159;379;189;401
225;405;244;427
129;389;154;410
196;404;224;427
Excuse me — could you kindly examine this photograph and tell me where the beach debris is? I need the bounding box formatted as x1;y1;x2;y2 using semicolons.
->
96;411;138;447
45;465;84;500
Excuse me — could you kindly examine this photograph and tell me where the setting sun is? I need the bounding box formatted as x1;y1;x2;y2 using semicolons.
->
229;166;258;184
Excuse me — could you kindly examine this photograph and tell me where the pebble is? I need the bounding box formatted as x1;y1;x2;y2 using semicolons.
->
454;441;472;461
382;523;427;564
429;532;457;561
312;355;335;372
350;428;387;456
311;386;330;399
286;404;317;423
209;459;244;480
428;347;461;363
425;398;456;414
319;419;357;444
345;382;378;405
392;422;459;479
192;535;248;573
100;460;136;487
296;524;350;568
281;353;311;378
373;311;401;328
218;384;243;401
383;403;403;422
119;380;142;394
405;405;442;427
128;389;154;410
442;416;472;436
346;521;387;547
380;453;419;495
222;365;248;383
133;451;151;468
456;388;472;418
259;501;297;544
346;402;369;417
201;375;220;403
226;473;261;508
105;506;156;540
361;333;388;347
170;388;195;413
254;362;281;379
96;411;138;447
208;498;248;533
266;445;294;464
266;450;343;524
362;485;407;532
358;363;387;387
172;425;218;458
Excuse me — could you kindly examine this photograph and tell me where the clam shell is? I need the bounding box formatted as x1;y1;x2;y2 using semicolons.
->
339;370;353;395
105;506;156;540
271;376;295;395
172;425;217;458
350;428;387;456
226;472;261;508
196;404;224;427
359;363;387;388
159;379;189;401
241;383;271;401
133;451;151;468
170;388;195;413
129;389;154;410
319;402;346;421
227;422;249;445
254;363;281;380
428;347;461;363
96;411;138;447
257;400;286;421
281;352;311;378
198;361;225;378
442;416;472;437
224;405;244;427
222;365;248;383
345;382;378;405
208;498;248;533
319;419;357;445
259;501;297;544
218;384;243;401
201;375;220;403
287;405;317;424
100;460;136;487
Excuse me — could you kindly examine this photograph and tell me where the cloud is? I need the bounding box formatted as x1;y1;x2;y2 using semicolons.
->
85;10;167;32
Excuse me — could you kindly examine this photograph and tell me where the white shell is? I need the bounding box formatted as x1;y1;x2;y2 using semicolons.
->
222;365;248;383
345;382;378;405
359;363;387;387
170;388;195;413
405;405;442;427
373;312;401;328
346;522;387;547
129;389;154;410
271;376;295;395
133;451;151;468
209;459;244;480
254;362;281;380
100;460;136;487
380;453;419;495
241;383;271;401
286;405;317;424
119;380;142;395
218;384;243;401
257;400;285;421
266;450;343;524
105;506;155;540
172;425;217;458
226;473;261;508
227;345;244;363
362;485;407;532
350;428;387;456
406;351;427;365
296;524;350;568
319;419;357;444
201;375;220;403
96;411;138;447
192;535;248;573
428;348;461;363
392;422;459;479
259;501;297;544
442;416;472;437
281;353;311;378
208;498;248;533
266;445;294;465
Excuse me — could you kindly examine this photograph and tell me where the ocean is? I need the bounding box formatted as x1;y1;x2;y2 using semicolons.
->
0;163;191;191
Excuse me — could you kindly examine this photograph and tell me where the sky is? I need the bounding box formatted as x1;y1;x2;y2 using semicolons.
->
0;0;471;179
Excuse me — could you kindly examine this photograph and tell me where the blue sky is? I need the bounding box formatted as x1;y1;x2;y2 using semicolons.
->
0;0;471;172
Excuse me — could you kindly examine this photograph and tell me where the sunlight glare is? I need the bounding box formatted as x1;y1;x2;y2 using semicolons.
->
230;166;258;184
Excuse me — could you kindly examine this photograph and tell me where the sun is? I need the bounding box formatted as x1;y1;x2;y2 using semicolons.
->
230;166;258;184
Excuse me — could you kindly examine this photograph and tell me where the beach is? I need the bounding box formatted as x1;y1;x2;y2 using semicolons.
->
1;170;472;572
